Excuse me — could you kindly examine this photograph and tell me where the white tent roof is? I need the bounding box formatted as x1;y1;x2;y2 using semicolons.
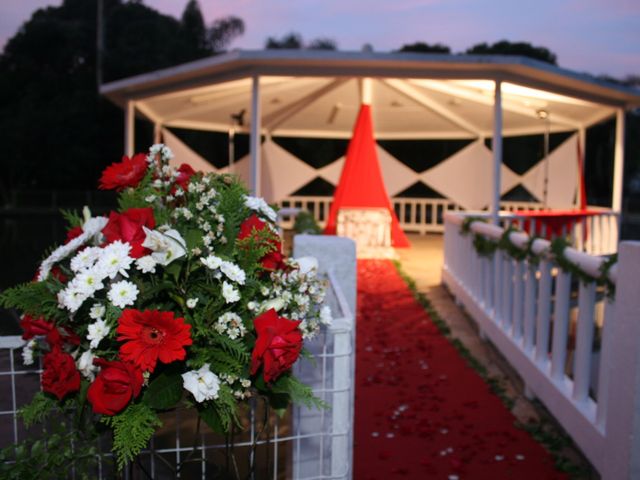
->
101;50;640;140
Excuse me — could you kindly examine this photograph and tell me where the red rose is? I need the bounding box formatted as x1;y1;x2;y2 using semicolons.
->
41;346;81;400
250;309;302;383
20;314;54;340
174;163;196;190
102;207;155;258
99;153;148;191
87;358;143;415
117;309;192;372
64;226;84;244
46;326;81;348
238;214;286;271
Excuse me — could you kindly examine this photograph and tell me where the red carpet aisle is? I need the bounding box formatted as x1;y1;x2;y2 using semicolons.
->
354;260;566;480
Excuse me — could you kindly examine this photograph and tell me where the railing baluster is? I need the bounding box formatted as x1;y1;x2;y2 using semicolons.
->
535;260;553;366
550;270;572;381
501;254;513;330
511;260;524;340
573;281;597;403
493;252;503;323
523;261;537;354
596;300;615;428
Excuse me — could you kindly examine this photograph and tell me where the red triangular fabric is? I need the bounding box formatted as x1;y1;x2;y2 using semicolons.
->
324;104;410;247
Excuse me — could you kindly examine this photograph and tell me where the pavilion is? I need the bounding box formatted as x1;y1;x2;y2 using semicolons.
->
100;50;640;231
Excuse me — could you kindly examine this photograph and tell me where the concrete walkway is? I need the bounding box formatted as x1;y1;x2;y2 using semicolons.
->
396;233;596;477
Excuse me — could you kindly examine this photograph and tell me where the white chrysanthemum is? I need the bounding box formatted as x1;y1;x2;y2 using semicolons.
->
136;255;157;274
58;288;89;312
182;364;220;403
141;227;186;266
87;318;111;349
76;350;98;381
22;339;36;366
98;241;133;279
70;246;102;272
107;280;138;309
222;281;240;304
186;298;199;309
89;303;106;320
216;312;246;339
72;269;105;296
201;254;223;270
244;195;277;222
220;261;246;285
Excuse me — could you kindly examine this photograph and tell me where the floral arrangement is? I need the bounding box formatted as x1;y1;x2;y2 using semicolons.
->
0;145;331;471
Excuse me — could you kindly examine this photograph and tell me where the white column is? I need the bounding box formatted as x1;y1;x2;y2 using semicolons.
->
602;241;640;480
491;80;503;224
612;108;626;212
578;127;587;208
360;77;373;105
250;75;261;196
124;100;135;156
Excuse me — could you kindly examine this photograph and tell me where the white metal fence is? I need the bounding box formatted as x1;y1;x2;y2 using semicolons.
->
442;211;640;479
0;237;357;479
277;196;619;251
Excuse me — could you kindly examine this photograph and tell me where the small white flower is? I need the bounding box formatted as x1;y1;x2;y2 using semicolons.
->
201;254;223;270
136;255;157;274
87;318;111;349
57;288;89;312
98;241;133;279
174;189;184;197
216;312;246;339
89;303;106;320
182;364;220;403
76;350;98;381
220;261;246;285
145;195;156;203
222;281;240;304
240;379;251;388
244;195;277;222
82;216;109;238
262;298;285;312
108;280;138;309
73;269;105;295
22;339;36;366
186;298;199;309
296;256;318;275
320;305;333;325
70;247;102;272
141;227;186;266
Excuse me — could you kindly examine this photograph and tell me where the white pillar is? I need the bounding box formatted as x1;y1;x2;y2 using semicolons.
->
360;77;373;105
612;108;626;212
602;241;640;480
578;127;587;208
491;80;503;224
124;100;135;157
250;75;261;196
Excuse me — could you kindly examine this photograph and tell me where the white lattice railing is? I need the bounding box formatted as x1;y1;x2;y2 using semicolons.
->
0;237;357;480
277;197;619;251
442;212;640;479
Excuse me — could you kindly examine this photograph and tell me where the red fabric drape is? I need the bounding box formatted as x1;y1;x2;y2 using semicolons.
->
324;105;410;247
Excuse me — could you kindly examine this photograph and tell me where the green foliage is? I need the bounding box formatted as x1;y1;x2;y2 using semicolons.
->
465;40;558;65
101;403;162;471
472;234;498;258
397;42;450;54
60;209;84;228
0;280;65;321
19;392;57;428
215;176;250;255
498;226;528;261
198;385;238;434
293;211;322;234
143;364;184;410
271;374;328;411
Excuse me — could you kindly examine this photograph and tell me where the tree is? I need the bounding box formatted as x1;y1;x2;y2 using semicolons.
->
208;16;244;52
397;42;450;54
180;0;207;55
265;32;337;50
465;40;557;65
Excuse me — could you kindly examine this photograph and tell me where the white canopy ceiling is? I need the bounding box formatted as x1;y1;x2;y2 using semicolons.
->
102;50;640;140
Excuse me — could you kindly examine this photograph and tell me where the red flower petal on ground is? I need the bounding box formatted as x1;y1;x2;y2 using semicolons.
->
102;207;155;258
41;346;81;400
116;309;192;372
250;309;302;383
99;153;148;191
87;358;143;415
238;214;286;271
20;314;54;340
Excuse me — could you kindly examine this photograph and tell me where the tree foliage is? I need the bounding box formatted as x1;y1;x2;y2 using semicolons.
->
397;41;451;54
0;0;244;202
465;40;558;65
265;32;337;50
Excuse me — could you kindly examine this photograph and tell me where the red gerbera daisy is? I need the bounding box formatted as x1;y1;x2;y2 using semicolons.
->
116;309;192;372
99;153;148;191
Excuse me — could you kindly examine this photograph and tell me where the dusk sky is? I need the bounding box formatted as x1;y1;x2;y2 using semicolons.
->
1;0;639;78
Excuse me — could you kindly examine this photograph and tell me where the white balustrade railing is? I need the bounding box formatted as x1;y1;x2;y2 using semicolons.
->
443;211;640;479
277;197;619;253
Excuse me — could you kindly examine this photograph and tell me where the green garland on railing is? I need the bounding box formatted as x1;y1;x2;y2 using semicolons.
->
459;219;617;299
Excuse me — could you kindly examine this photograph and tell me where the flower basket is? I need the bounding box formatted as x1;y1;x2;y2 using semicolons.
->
0;145;332;477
